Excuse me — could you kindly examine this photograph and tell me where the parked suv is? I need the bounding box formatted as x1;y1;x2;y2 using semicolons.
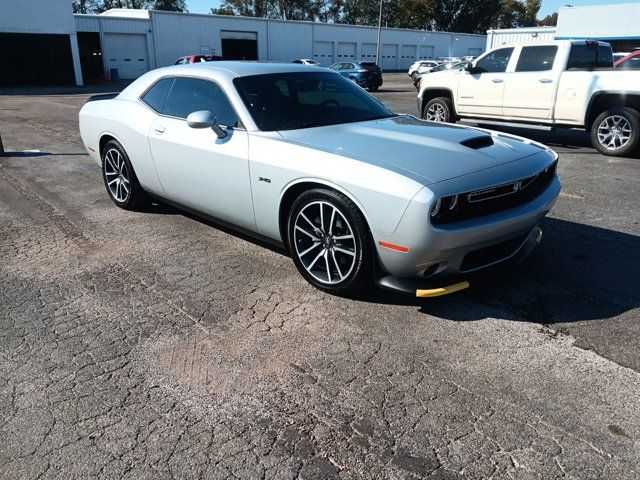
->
328;61;383;91
408;60;439;80
418;40;640;156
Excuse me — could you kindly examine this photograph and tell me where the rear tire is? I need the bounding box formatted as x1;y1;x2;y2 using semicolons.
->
423;97;453;123
286;189;373;296
591;107;640;157
101;139;147;211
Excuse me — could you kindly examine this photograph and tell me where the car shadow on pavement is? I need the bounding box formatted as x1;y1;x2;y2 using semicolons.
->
141;200;288;255
1;151;88;157
359;217;640;324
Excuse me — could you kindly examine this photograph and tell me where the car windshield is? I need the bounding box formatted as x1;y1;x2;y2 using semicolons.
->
233;71;395;131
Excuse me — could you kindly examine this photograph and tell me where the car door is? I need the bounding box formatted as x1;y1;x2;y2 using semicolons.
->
501;45;559;120
147;76;256;230
457;47;514;116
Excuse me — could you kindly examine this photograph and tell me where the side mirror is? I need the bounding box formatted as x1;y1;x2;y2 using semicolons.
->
186;110;227;139
465;65;481;74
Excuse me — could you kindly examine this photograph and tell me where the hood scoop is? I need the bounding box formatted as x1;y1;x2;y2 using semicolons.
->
460;135;494;150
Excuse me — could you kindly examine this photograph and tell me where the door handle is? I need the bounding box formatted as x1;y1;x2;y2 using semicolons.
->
492;78;503;83
154;126;166;133
539;78;553;83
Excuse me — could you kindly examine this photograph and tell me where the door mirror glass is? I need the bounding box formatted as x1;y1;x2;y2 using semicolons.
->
186;110;227;139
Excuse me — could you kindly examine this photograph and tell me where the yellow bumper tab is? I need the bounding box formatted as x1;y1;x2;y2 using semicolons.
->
416;281;470;298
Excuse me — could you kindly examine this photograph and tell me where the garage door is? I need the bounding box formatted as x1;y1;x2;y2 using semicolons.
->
221;31;258;60
419;45;435;59
0;33;74;86
313;41;333;65
400;45;417;69
361;43;377;62
103;33;149;80
381;44;398;70
337;42;356;61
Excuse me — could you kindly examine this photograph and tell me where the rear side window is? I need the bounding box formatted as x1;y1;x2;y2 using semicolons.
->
163;77;239;127
516;46;558;72
567;45;613;69
141;77;174;113
475;47;514;73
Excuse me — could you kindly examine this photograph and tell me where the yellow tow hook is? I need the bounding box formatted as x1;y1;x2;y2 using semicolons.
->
416;281;470;298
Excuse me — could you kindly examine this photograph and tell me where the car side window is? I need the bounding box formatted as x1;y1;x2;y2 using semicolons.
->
329;63;340;70
163;77;239;127
141;77;175;113
474;48;514;73
516;46;558;72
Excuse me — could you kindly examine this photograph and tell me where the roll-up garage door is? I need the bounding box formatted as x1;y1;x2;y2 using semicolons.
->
361;43;377;62
103;33;149;79
313;41;333;65
337;42;356;61
400;45;417;69
381;44;398;70
419;45;435;59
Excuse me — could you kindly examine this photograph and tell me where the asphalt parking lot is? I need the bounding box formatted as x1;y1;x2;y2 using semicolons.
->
1;72;639;479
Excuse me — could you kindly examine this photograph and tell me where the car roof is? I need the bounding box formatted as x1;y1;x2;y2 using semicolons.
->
118;61;332;102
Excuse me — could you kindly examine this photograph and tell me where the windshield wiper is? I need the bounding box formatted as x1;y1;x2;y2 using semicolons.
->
278;122;326;131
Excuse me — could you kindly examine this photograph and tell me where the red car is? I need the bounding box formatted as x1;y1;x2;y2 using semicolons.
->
614;50;640;69
174;55;224;65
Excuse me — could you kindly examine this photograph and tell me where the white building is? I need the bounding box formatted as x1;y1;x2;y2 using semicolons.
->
0;0;485;86
487;2;640;53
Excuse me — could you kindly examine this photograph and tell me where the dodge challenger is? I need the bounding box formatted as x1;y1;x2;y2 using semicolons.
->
79;62;561;297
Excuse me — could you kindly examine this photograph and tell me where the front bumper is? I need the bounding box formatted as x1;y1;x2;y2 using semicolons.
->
376;224;543;295
372;172;561;295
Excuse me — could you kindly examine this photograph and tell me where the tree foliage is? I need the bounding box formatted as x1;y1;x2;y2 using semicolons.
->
208;0;547;33
72;0;187;14
73;0;555;33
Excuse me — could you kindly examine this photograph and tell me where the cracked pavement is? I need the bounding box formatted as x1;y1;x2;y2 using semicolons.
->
0;75;639;478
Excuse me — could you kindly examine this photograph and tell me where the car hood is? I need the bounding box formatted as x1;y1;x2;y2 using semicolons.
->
278;115;548;185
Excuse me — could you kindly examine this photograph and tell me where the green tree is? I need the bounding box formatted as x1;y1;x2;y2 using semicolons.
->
539;11;558;26
151;0;187;11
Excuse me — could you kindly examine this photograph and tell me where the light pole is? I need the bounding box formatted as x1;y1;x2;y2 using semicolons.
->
375;0;383;65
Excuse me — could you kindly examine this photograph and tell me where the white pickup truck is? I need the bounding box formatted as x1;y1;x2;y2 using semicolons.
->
417;40;640;156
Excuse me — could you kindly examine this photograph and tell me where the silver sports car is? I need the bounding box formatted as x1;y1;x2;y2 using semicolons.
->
79;62;561;297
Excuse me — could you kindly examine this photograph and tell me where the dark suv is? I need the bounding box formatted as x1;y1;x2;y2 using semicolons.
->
328;61;383;91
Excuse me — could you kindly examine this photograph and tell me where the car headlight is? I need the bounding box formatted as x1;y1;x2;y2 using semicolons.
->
429;195;459;220
429;198;441;217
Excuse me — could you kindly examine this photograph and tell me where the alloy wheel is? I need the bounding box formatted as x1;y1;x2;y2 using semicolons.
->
426;103;446;122
597;115;632;151
293;201;357;285
104;148;131;203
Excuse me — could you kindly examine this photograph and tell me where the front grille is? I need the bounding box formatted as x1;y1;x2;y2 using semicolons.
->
460;233;528;272
431;160;557;225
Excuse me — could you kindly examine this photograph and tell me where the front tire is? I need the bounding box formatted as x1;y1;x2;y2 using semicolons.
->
591;107;640;157
101;139;147;210
286;189;373;296
423;97;453;123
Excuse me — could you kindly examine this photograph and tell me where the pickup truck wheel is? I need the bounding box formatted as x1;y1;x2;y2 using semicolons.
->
423;97;453;123
591;107;640;157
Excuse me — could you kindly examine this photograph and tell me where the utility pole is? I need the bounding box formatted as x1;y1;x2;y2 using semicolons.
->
375;0;383;65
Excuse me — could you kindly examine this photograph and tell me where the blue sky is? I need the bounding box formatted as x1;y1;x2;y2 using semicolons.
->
186;0;636;20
